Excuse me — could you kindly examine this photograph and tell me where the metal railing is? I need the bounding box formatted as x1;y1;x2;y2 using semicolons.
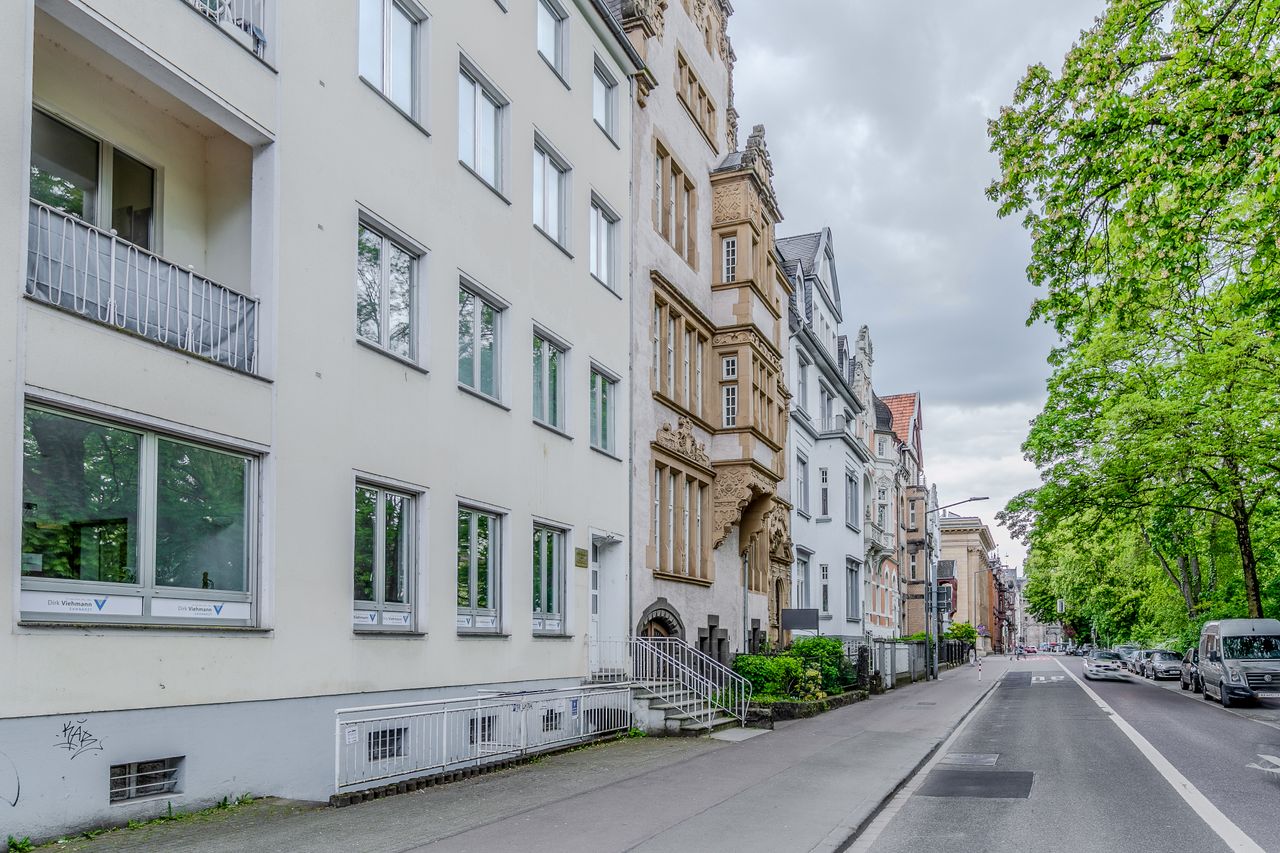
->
335;685;632;791
184;0;269;58
590;637;751;728
26;201;258;374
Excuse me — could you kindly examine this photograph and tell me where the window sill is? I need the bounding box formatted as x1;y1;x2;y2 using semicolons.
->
590;444;623;463
358;76;430;139
796;510;811;520
533;632;573;639
458;382;510;411
534;419;573;441
594;120;621;149
356;338;428;373
815;516;832;524
354;629;426;638
846;617;862;623
652;570;713;587
459;161;511;205
590;273;622;299
820;613;833;620
846;522;862;533
457;630;510;638
18;620;269;634
539;53;572;91
534;224;574;259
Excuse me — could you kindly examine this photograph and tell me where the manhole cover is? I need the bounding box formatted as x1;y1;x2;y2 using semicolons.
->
917;768;1033;799
939;753;999;766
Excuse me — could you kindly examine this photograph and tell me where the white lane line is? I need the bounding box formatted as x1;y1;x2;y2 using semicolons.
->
840;681;1002;853
1055;658;1264;853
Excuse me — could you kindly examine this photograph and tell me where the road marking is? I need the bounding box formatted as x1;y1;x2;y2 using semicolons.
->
1054;658;1265;853
840;680;1001;853
1031;675;1065;684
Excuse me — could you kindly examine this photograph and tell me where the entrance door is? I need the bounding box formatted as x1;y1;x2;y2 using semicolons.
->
589;539;602;649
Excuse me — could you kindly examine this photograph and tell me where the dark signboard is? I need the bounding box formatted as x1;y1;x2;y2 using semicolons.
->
781;608;819;631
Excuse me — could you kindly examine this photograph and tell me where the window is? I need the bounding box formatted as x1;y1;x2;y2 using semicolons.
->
110;758;182;802
652;144;697;266
532;525;565;633
589;369;617;453
20;406;254;625
459;65;505;189
795;355;809;412
457;506;500;631
937;584;953;612
846;559;861;620
721;236;737;283
30;109;155;250
469;713;498;746
592;60;617;136
652;462;710;579
877;437;887;457
909;551;918;580
353;484;415;631
795;454;809;514
722;385;737;428
654;296;710;418
793;554;809;608
367;728;407;761
666;315;676;398
877;486;888;528
722;355;737;380
356;222;418;360
937;559;956;579
532;334;565;429
819;468;829;517
674;50;717;148
533;141;569;245
536;0;567;76
358;0;421;116
820;564;829;613
844;470;859;528
909;500;917;529
819;385;834;431
458;285;503;399
589;198;618;287
695;338;704;413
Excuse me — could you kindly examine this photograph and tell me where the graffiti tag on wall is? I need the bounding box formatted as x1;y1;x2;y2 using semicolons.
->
54;719;103;759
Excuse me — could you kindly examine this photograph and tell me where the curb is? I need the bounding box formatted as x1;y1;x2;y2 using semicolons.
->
832;674;1002;853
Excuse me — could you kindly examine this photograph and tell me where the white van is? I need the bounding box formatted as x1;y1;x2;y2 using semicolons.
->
1198;618;1280;707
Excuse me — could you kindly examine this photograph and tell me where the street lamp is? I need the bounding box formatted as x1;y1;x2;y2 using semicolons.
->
923;495;989;678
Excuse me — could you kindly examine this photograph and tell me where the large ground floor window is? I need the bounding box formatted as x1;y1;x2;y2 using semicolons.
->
531;524;565;635
353;482;416;631
20;404;256;625
457;505;501;632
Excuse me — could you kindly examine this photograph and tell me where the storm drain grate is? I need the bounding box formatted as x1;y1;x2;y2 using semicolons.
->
916;768;1033;799
939;752;999;766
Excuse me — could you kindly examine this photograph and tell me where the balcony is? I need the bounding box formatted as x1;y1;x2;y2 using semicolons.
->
181;0;269;60
26;201;258;374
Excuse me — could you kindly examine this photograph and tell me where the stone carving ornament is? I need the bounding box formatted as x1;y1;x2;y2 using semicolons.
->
712;465;775;547
654;417;711;467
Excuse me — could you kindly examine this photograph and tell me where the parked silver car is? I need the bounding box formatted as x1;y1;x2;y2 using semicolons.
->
1179;647;1200;693
1143;650;1182;680
1084;650;1128;681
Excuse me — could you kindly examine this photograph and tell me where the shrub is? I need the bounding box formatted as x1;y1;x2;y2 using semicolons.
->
787;636;854;695
732;653;807;697
945;622;978;645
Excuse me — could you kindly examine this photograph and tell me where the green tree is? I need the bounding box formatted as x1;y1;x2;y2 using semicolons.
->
989;0;1280;618
945;622;978;645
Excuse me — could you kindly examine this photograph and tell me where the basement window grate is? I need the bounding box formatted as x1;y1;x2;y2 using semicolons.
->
110;757;183;802
542;708;563;732
367;727;407;762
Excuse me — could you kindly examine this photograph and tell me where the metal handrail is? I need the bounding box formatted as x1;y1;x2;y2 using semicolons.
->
25;200;258;374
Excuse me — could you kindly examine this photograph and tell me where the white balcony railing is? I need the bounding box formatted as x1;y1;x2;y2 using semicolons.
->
334;685;632;792
26;201;258;374
184;0;268;59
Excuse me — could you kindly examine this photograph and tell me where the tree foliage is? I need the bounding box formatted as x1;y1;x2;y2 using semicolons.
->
989;0;1280;623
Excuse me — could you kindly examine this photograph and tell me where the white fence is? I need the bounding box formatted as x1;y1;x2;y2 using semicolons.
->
334;685;632;791
26;201;258;374
590;636;751;727
846;639;929;691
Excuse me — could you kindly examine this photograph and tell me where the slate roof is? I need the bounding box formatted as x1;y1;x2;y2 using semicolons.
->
775;232;822;275
873;394;894;431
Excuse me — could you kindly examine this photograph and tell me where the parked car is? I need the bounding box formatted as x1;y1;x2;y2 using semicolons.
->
1144;650;1182;680
1083;650;1128;681
1200;618;1280;707
1135;649;1160;674
1114;645;1139;669
1180;647;1200;693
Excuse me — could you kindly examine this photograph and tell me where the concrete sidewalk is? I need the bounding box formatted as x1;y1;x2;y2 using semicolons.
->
45;658;1009;853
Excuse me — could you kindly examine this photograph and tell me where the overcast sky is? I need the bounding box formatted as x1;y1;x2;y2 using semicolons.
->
730;0;1105;565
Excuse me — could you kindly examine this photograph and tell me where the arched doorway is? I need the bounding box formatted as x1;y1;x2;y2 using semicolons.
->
636;597;684;641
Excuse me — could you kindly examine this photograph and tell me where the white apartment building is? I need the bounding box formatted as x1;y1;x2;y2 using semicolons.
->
2;0;640;839
780;228;872;643
617;0;793;660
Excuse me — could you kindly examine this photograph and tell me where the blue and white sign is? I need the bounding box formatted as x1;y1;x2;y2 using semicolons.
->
152;599;250;620
21;591;142;617
381;612;412;627
570;698;580;718
353;610;379;626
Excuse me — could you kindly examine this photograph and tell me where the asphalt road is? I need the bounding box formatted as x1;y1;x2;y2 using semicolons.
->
860;655;1280;853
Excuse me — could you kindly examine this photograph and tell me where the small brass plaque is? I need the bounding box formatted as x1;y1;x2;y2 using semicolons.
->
575;548;589;568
